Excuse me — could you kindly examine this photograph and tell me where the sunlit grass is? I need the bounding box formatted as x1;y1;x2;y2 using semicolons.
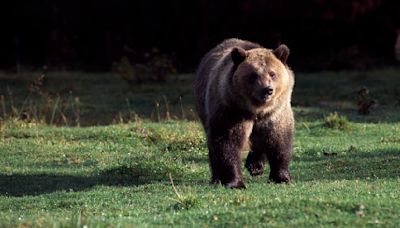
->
0;119;399;226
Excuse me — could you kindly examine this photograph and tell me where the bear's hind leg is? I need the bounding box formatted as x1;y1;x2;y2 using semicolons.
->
245;148;267;176
245;128;269;176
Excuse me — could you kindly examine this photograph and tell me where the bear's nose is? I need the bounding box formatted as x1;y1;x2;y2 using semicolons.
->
260;86;274;99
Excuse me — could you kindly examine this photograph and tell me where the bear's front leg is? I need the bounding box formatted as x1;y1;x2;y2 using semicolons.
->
207;120;253;189
267;128;293;183
251;122;293;184
267;147;292;184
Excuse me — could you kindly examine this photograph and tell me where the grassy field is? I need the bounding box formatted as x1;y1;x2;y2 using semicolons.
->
0;69;399;227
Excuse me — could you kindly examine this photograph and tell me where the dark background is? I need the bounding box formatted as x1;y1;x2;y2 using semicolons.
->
2;0;399;72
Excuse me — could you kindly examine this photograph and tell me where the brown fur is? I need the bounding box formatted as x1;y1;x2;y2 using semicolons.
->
194;38;295;188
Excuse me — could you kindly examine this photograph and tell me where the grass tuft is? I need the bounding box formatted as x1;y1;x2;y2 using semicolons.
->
323;112;350;130
169;174;200;210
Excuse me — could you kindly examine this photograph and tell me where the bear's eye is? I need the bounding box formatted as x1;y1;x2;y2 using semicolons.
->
248;73;258;83
269;71;277;79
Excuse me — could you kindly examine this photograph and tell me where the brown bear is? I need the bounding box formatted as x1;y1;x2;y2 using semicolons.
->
194;38;294;189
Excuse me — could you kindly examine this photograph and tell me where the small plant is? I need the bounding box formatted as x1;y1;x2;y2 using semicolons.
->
72;209;88;228
150;96;174;122
348;145;358;152
323;112;349;130
112;56;139;87
356;86;378;115
0;117;4;136
169;174;199;210
145;48;177;83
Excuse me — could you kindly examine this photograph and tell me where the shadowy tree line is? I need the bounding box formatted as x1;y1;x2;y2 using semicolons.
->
1;0;399;71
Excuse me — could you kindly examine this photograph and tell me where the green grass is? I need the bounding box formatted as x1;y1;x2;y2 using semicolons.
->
0;68;400;226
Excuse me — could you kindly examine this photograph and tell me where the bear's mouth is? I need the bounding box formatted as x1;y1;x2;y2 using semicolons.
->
251;96;271;106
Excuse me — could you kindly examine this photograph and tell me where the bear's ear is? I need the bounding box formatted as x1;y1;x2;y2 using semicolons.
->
231;47;247;65
273;44;290;64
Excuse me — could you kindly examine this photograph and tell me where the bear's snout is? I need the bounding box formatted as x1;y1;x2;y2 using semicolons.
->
259;86;274;100
251;86;274;105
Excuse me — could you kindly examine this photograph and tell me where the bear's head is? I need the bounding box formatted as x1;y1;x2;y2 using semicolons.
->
230;45;293;113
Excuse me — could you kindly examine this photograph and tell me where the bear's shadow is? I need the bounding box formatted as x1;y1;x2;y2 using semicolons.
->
0;164;206;197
